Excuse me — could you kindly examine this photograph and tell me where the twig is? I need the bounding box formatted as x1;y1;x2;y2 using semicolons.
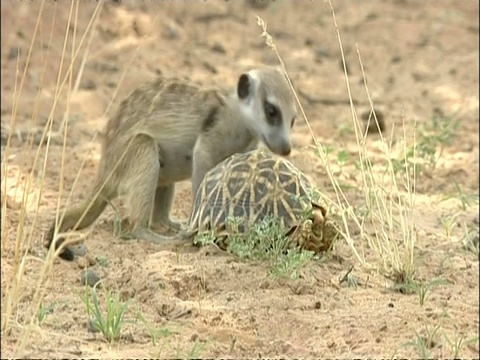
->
339;265;354;284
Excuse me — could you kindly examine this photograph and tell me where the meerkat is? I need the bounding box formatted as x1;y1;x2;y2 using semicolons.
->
46;66;297;261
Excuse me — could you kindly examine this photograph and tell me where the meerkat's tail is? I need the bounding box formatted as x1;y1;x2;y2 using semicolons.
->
46;193;109;261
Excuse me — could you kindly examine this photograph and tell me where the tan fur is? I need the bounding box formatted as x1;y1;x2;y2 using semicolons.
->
46;66;297;260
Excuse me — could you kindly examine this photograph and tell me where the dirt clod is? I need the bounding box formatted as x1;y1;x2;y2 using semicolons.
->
81;269;102;288
361;108;386;135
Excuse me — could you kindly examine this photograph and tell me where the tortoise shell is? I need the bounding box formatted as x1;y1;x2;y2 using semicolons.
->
187;150;319;236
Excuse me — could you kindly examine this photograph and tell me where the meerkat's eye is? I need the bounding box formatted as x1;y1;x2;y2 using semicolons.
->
264;102;279;125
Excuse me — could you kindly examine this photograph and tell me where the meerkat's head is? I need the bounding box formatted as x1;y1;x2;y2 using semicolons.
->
236;66;297;156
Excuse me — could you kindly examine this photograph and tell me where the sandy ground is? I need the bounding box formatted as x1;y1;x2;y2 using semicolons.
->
1;0;479;358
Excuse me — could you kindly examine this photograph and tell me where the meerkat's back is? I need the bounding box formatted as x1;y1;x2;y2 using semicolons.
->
104;77;225;146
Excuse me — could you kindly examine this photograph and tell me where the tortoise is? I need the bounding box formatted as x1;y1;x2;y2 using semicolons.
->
178;150;339;254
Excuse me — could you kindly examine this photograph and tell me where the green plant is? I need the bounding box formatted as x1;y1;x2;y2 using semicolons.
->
404;323;442;358
337;149;350;164
394;277;448;306
106;198;134;240
435;252;453;277
37;300;61;324
395;114;458;177
149;329;206;359
194;215;317;279
443;329;478;358
95;255;110;268
80;283;133;343
268;248;316;279
185;339;205;359
224;215;286;260
419;114;457;166
461;224;479;257
440;213;459;241
339;266;359;288
193;230;217;247
444;180;479;211
136;311;174;346
391;114;458;179
405;331;432;358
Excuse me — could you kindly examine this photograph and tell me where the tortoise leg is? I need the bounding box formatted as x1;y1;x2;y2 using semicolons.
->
288;219;314;251
311;204;339;253
288;204;333;254
311;205;326;237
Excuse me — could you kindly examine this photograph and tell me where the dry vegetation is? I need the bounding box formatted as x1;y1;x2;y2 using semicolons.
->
1;0;479;358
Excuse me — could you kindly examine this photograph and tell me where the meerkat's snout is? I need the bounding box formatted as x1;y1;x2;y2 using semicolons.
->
262;133;291;156
280;143;291;156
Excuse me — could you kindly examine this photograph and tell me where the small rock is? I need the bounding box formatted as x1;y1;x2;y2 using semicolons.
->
81;268;102;287
361;108;386;134
246;0;272;9
165;24;178;39
365;11;378;21
211;43;226;54
70;244;88;257
119;288;136;302
76;257;89;269
314;300;322;309
76;254;97;269
412;63;433;81
391;55;402;63
203;61;217;74
122;332;135;343
80;79;97;90
87;61;118;73
87;318;101;333
315;46;330;61
8;47;20;60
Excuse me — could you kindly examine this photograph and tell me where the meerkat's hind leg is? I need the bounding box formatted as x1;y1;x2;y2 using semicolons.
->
119;133;169;244
152;184;186;231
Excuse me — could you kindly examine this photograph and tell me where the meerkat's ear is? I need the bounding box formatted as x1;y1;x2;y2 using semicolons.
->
237;73;252;99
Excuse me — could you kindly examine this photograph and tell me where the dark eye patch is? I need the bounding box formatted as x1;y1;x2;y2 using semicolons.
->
264;101;281;126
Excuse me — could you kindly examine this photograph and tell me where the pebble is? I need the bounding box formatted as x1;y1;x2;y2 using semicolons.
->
211;43;226;54
87;318;101;333
70;244;88;257
361;108;386;134
165;24;178;39
246;0;272;9
8;47;20;60
76;254;97;269
81;268;102;288
315;46;331;62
